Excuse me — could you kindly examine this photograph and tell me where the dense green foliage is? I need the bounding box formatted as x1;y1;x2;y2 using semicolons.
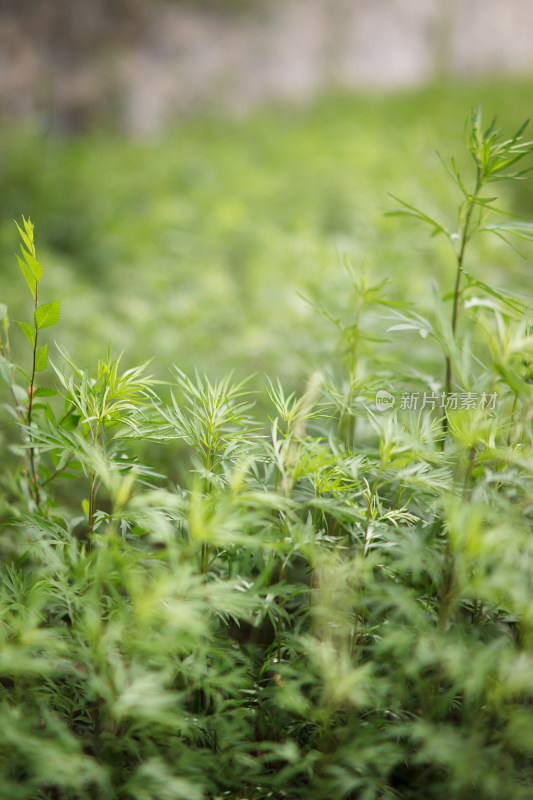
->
1;81;532;381
1;98;533;799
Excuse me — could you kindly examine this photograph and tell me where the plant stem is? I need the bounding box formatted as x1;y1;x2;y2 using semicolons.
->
462;444;477;500
27;288;40;508
439;548;455;629
201;542;209;575
363;480;376;556
88;470;96;534
276;560;287;663
201;451;212;574
41;455;73;488
88;426;101;536
443;169;483;438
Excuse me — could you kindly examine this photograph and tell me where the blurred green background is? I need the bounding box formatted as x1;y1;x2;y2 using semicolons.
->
2;80;532;391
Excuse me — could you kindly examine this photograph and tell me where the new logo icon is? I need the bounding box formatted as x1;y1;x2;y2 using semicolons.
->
375;390;395;411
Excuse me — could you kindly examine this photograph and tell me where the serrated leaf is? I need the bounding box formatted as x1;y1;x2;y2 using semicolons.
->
35;300;60;330
16;254;36;299
20;246;42;281
15;219;33;253
15;320;36;346
35;343;48;372
22;215;34;239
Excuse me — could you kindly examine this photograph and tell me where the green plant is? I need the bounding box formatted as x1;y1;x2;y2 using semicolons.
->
0;109;533;800
0;216;60;510
389;107;533;436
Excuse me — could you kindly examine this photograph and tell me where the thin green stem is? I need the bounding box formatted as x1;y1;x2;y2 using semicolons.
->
337;367;357;445
443;169;483;440
276;559;287;663
88;470;96;534
27;287;40;508
201;450;212;575
41;454;74;488
87;425;102;536
462;444;477;501
507;392;519;447
363;481;376;556
439;547;456;629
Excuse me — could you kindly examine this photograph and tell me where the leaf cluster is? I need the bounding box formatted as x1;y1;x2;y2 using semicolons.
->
0;112;533;800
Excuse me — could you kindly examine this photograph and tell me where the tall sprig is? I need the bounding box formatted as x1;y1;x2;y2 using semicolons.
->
0;218;60;507
389;108;533;437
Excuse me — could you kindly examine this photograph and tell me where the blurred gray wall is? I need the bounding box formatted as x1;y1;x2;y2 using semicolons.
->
1;0;533;133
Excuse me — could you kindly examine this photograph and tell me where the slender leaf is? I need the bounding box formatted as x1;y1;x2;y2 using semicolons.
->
387;195;450;238
483;222;533;242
